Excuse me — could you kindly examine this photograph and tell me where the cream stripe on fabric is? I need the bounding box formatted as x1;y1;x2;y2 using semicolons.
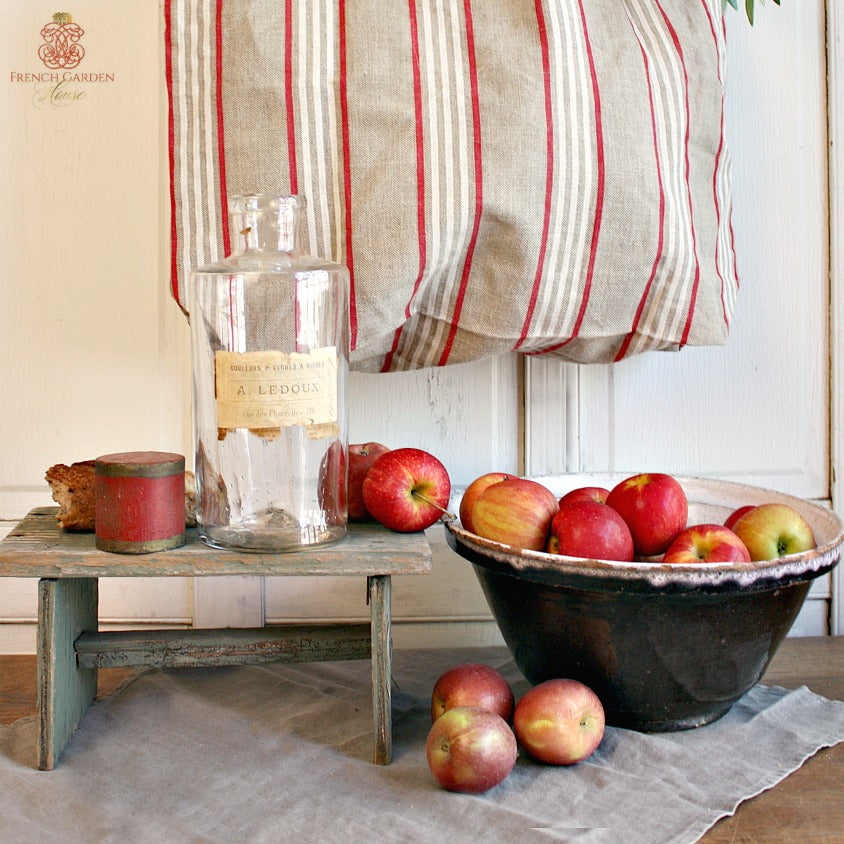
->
190;3;206;267
171;0;219;305
705;0;739;324
326;2;343;265
202;0;220;268
297;5;318;251
623;0;697;357
545;0;594;344
420;0;472;370
174;1;192;293
398;0;474;371
402;0;448;370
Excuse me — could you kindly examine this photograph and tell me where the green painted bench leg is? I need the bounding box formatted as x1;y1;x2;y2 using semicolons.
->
368;574;392;765
37;578;98;770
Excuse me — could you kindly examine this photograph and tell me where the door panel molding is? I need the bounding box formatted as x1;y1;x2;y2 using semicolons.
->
827;0;843;634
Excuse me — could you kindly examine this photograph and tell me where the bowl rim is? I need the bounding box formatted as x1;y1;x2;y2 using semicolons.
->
445;474;844;592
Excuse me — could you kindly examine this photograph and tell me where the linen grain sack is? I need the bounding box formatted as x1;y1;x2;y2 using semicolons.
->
165;0;738;372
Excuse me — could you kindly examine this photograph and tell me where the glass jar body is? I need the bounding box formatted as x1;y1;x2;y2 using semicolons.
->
188;195;349;552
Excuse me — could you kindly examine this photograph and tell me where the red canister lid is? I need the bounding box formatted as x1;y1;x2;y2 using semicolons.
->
95;451;186;554
95;451;185;478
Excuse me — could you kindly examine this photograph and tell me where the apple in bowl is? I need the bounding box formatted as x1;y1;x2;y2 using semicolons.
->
459;472;513;534
606;472;688;557
546;500;634;562
558;486;610;506
724;505;755;530
730;503;816;561
471;478;559;552
662;524;750;564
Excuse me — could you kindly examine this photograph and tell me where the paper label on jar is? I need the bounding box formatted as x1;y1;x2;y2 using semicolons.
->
214;347;338;437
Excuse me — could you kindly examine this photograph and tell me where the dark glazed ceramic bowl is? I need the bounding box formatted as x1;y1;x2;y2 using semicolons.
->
445;474;844;732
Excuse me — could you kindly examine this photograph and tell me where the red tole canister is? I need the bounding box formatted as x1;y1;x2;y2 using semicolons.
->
95;451;185;553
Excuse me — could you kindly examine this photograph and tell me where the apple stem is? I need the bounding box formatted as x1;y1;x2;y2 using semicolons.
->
412;489;457;522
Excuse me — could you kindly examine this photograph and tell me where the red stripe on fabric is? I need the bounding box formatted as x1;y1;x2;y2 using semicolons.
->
514;0;554;350
216;0;230;256
718;15;739;290
615;24;665;362
338;0;358;349
701;0;729;327
658;1;699;347
284;0;298;194
164;1;182;311
539;0;604;355
712;120;729;326
438;0;483;367
382;0;427;372
567;0;604;340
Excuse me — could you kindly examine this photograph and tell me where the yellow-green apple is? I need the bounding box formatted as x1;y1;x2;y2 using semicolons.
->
426;706;517;793
347;442;390;521
606;473;688;557
471;478;559;551
730;503;816;561
317;439;346;522
431;663;515;724
513;679;605;765
724;505;755;530
459;472;512;533
559;486;610;507
546;500;634;562
361;447;451;532
662;523;750;563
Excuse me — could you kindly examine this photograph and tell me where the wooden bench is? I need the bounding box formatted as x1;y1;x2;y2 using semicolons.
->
0;508;432;770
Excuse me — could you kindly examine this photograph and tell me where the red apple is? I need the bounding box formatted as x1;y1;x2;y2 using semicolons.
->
513;679;605;766
559;486;610;507
471;478;559;551
361;447;451;532
546;500;634;562
317;440;347;523
731;503;816;561
426;706;517;793
662;523;751;563
431;663;515;724
347;442;391;521
724;505;756;530
606;473;688;557
459;472;513;533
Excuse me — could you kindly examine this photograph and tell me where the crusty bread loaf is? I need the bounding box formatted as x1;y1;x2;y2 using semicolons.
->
184;469;197;527
45;460;96;531
45;461;198;532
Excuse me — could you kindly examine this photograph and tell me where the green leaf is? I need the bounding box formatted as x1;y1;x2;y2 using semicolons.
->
725;0;781;23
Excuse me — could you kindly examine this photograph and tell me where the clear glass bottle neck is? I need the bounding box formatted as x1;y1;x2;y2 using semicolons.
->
228;194;303;254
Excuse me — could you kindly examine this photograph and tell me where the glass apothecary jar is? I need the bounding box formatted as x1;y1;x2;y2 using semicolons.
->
188;194;349;551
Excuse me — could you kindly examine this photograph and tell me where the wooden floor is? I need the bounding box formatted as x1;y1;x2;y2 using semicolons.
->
0;637;837;723
0;659;137;725
0;638;842;842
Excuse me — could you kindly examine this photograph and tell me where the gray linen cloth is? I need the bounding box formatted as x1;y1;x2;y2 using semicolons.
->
1;647;842;843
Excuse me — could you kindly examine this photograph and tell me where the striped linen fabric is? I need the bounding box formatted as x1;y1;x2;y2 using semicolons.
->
165;0;738;373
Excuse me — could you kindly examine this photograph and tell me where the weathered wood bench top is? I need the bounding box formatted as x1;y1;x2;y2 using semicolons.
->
0;508;433;578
